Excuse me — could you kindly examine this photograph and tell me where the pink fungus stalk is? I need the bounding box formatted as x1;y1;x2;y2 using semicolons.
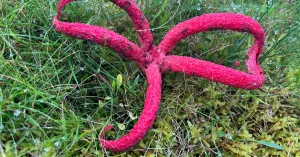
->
53;0;265;152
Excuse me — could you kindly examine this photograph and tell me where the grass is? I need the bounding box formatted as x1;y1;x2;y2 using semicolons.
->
0;0;299;156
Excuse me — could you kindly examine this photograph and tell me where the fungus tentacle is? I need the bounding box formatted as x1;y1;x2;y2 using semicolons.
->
163;55;264;89
159;13;265;88
99;64;162;152
158;13;264;54
53;0;148;67
110;0;154;52
158;13;265;76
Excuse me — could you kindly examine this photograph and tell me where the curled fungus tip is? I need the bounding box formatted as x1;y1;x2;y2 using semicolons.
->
99;125;114;141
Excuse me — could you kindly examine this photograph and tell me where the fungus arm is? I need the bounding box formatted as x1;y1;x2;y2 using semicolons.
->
53;0;147;67
158;13;265;76
100;63;162;152
159;13;265;89
163;55;264;89
110;0;154;52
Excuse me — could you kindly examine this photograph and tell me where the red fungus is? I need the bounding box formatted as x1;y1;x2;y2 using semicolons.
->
53;0;265;152
235;61;241;67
